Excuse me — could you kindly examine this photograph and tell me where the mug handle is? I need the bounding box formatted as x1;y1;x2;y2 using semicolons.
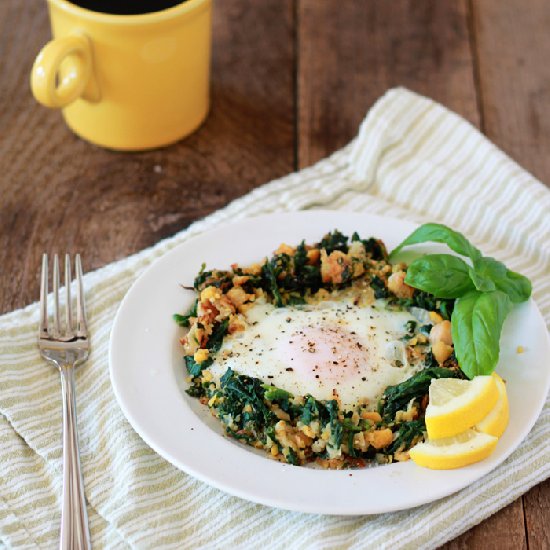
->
31;34;99;109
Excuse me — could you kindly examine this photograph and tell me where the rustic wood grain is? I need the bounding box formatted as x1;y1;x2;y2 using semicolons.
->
441;498;527;550
0;0;548;546
297;0;479;167
0;0;295;314
524;478;550;548
471;0;550;185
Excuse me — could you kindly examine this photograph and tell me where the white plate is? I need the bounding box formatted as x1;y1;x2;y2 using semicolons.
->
109;211;550;515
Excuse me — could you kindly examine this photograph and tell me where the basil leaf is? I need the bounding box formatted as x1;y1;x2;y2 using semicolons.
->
472;257;532;303
451;290;512;378
404;254;475;298
501;270;532;302
468;267;496;292
390;223;481;261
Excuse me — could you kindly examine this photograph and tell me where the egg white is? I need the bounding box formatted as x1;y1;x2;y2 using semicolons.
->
208;298;423;410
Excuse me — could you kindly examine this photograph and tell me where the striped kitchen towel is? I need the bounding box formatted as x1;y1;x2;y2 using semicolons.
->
1;88;549;549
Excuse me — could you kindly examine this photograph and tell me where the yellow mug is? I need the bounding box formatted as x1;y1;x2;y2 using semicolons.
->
31;0;212;150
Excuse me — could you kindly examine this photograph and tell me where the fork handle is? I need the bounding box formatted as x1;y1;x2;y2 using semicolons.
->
60;365;91;550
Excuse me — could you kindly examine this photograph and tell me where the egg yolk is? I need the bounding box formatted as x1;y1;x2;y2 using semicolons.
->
277;325;368;383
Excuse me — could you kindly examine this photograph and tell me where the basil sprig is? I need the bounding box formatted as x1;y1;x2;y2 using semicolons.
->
451;290;512;377
390;223;482;262
390;224;531;379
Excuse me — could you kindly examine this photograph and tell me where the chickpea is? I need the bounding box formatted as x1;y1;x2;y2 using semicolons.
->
429;320;453;346
370;428;393;449
429;311;444;324
387;271;415;299
432;341;453;364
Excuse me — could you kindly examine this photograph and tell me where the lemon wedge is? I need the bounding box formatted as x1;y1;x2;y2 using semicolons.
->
425;375;499;439
409;429;498;469
476;373;509;437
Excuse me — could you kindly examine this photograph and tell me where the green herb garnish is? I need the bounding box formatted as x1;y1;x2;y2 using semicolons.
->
451;290;512;378
390;223;531;378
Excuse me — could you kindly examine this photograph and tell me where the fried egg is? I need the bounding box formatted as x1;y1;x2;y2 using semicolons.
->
208;298;424;410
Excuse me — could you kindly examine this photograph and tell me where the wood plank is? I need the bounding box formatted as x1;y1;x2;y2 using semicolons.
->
524;478;550;549
297;0;479;167
0;0;295;314
471;0;550;185
440;498;527;550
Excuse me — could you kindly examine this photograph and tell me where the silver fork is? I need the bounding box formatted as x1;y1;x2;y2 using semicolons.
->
39;254;92;550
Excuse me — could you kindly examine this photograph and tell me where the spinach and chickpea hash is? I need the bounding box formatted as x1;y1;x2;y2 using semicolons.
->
173;231;465;468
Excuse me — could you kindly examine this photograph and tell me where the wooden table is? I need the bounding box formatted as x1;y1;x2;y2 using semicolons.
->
1;1;548;546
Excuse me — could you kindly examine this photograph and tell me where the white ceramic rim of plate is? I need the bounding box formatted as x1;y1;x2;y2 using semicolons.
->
109;211;550;515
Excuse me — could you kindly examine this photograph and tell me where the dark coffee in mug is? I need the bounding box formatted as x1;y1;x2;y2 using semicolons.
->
70;0;185;15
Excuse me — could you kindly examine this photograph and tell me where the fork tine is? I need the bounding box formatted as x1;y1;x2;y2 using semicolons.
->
53;254;61;336
65;254;73;336
75;254;88;337
39;254;48;337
